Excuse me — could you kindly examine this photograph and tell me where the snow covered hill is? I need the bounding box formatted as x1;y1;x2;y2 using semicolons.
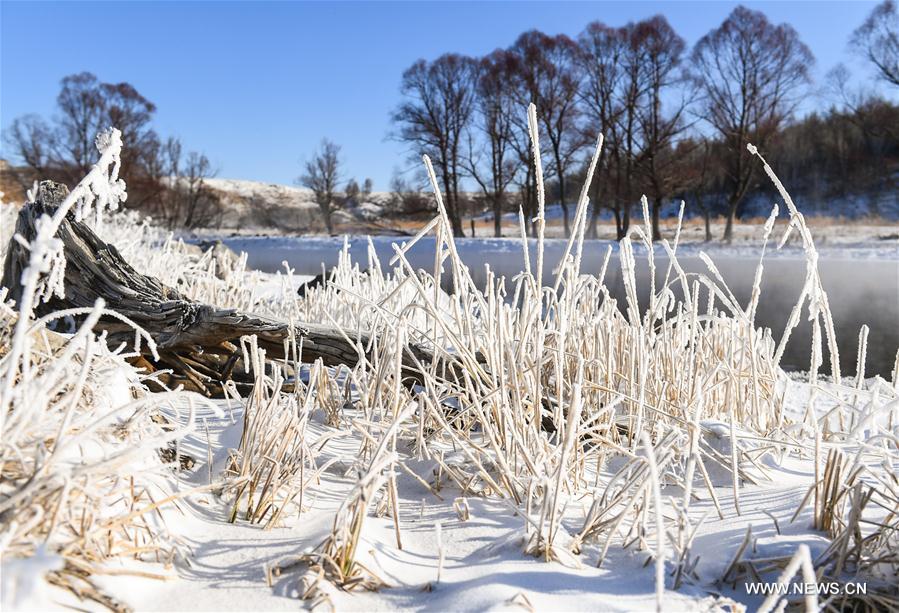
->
204;177;393;232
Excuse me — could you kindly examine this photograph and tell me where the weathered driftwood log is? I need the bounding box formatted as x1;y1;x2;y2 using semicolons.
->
1;181;458;396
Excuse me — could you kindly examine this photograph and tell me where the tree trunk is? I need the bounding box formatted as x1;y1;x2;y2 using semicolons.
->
587;209;599;240
612;207;622;240
619;203;630;241
558;171;570;238
586;154;605;240
441;165;463;238
323;205;334;236
723;147;752;243
2;181;470;396
651;196;662;242
722;196;738;243
703;209;712;242
184;198;197;229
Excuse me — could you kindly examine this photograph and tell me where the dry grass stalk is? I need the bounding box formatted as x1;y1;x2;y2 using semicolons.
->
0;132;216;609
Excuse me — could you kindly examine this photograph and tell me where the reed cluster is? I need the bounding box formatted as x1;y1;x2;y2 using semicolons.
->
251;105;898;609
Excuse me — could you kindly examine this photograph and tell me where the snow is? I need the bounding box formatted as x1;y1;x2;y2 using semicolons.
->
356;201;386;221
3;194;896;610
200;177;397;231
1;546;65;611
34;376;883;613
5;268;896;612
204;177;318;207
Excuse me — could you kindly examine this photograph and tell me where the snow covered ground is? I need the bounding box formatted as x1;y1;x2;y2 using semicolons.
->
7;372;895;612
3;137;897;613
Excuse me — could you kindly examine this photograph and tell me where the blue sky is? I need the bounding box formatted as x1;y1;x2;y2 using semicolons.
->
0;1;891;190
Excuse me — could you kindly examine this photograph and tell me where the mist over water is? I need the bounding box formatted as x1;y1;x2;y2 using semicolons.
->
223;235;899;378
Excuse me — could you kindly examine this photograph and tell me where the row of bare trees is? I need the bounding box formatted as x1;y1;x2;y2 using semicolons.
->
3;3;895;238
4;72;219;229
391;2;899;240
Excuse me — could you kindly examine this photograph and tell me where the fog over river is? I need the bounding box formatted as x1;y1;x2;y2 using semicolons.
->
220;235;899;378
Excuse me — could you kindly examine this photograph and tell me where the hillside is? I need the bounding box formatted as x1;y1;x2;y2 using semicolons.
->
202;177;399;234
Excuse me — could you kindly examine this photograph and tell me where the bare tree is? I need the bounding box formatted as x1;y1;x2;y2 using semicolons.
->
691;6;814;241
578;22;625;238
141;135;179;227
392;54;477;237
161;137;183;224
851;0;899;88
99;82;157;209
827;64;899;147
614;21;651;240
55;72;107;180
579;18;691;241
507;102;538;237
389;169;429;215
182;152;218;229
148;139;223;230
464;50;519;237
247;191;295;231
54;73;157;186
508;31;583;237
678;137;726;242
3;115;55;191
4;72;162;206
299;139;343;235
4;72;221;229
634;16;690;241
579;20;654;241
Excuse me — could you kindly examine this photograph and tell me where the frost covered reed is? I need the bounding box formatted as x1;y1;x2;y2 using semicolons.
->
283;105;898;607
0;130;221;610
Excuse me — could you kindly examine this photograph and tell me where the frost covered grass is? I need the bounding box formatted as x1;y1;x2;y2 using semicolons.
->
211;107;897;610
254;108;897;609
1;113;898;611
0;131;207;610
0;131;313;610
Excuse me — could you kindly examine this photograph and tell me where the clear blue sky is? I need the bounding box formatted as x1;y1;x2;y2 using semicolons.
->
0;1;890;190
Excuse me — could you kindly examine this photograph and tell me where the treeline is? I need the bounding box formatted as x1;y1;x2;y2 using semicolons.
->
4;3;897;240
390;2;899;240
4;72;220;229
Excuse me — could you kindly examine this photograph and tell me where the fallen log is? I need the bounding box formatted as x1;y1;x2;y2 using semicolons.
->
1;181;459;396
